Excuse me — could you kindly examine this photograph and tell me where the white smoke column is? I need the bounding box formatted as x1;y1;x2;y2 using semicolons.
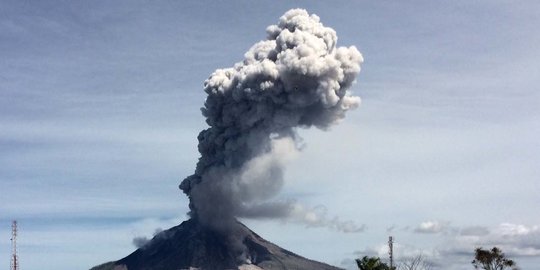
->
180;9;363;231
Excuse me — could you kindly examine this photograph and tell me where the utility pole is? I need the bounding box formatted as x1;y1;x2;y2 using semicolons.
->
10;220;18;270
388;236;394;270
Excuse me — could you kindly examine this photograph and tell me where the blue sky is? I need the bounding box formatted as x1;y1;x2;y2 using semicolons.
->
1;1;539;269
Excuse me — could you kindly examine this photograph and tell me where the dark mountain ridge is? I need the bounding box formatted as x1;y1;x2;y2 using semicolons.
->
91;218;343;270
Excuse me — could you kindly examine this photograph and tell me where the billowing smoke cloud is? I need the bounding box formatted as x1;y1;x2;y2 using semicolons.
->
180;9;363;232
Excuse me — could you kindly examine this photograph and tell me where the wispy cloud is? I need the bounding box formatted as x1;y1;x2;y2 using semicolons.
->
414;220;452;234
348;222;540;270
460;226;490;236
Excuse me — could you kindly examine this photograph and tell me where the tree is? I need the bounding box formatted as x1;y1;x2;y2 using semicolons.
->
356;256;391;270
398;254;433;270
472;247;518;270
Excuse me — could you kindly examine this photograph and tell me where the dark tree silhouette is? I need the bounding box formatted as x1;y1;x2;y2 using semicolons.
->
472;247;518;270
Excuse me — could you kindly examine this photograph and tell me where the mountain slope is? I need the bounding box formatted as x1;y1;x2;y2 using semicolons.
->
91;218;342;270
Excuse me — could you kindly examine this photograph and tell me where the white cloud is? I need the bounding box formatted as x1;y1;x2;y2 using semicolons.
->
285;203;367;233
349;223;540;270
414;221;451;234
436;223;540;268
497;223;539;237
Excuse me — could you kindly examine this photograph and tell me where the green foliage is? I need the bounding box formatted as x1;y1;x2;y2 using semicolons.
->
356;256;391;270
472;247;518;270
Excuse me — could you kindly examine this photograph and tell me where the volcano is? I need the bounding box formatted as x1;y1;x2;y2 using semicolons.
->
91;218;342;270
92;8;359;270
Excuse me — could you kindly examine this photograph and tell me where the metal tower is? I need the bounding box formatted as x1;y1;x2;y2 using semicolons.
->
388;236;394;270
10;220;18;270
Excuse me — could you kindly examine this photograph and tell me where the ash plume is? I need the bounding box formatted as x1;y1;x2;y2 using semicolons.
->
132;236;150;248
132;228;164;249
180;9;363;232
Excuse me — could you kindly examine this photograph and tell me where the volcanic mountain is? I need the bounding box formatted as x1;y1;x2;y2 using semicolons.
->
91;8;359;270
91;218;343;270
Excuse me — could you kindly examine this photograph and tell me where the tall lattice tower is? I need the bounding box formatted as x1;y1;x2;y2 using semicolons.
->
10;220;18;270
388;236;394;270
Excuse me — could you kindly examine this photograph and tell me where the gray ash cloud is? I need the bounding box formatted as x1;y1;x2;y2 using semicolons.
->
180;9;363;232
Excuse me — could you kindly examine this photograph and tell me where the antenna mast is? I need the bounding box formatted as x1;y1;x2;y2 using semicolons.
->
10;220;18;270
388;236;394;270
